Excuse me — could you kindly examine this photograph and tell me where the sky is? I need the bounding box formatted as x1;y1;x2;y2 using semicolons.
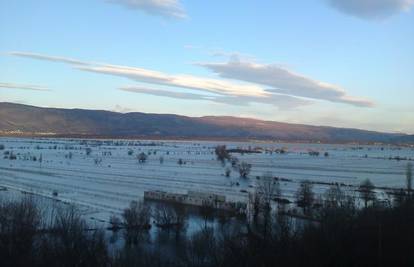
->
0;0;413;133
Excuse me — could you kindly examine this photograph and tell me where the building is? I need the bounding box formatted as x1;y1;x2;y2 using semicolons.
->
144;190;246;214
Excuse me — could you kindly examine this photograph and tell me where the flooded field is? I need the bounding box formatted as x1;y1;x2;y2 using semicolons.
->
0;137;413;226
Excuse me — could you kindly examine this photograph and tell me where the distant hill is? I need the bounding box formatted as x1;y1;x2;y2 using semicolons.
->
0;102;410;143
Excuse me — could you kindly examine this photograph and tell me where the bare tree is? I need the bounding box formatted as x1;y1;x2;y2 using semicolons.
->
172;204;187;237
225;167;231;177
200;201;215;228
406;162;413;196
0;196;40;263
54;204;86;246
94;157;102;165
215;145;230;163
359;178;376;208
392;188;407;207
249;174;279;238
109;215;121;232
154;203;176;228
238;162;252;178
122;201;151;244
50;204;109;266
248;192;262;225
324;184;346;209
186;227;217;267
153;203;187;237
85;147;92;156
257;172;281;207
295;180;314;215
230;156;239;169
137;152;148;163
0;198;106;266
123;200;151;228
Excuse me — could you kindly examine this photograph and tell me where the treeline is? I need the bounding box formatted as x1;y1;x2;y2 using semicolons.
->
2;192;414;266
2;163;414;266
0;198;108;266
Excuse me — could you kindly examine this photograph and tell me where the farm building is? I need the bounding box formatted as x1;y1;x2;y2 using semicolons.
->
144;190;246;214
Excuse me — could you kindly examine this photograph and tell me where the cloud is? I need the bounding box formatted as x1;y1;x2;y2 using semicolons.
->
212;94;312;109
120;86;311;108
78;63;268;97
0;82;49;91
120;86;215;100
327;0;414;19
9;51;371;109
105;0;186;19
198;57;374;107
10;51;269;98
10;51;89;66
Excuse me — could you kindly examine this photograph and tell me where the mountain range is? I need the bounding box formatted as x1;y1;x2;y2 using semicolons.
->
0;102;412;143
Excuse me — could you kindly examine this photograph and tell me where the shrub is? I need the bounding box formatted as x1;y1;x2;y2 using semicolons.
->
85;147;92;156
238;162;251;178
137;152;147;163
225;167;231;177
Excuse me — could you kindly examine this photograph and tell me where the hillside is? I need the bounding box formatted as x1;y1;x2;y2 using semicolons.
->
0;102;409;143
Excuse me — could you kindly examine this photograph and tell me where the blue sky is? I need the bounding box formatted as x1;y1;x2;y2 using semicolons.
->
1;0;413;133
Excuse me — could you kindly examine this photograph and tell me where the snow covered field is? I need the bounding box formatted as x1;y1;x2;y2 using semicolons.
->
0;137;412;225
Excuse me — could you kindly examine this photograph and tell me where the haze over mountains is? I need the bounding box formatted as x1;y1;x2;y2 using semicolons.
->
0;102;412;143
